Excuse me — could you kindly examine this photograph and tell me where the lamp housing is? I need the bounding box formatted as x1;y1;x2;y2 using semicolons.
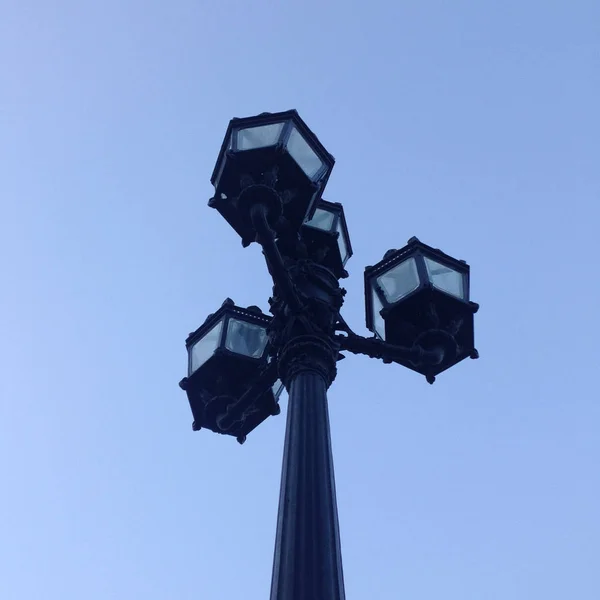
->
209;110;335;246
181;299;282;438
364;237;478;377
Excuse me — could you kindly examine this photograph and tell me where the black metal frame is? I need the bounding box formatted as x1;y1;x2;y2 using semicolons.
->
208;111;336;248
180;110;479;600
364;237;473;336
184;299;272;372
300;199;354;279
210;109;335;191
180;300;282;443
305;200;353;259
361;240;478;382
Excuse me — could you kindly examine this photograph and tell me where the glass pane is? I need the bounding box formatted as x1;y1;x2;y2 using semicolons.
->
226;319;268;358
424;258;465;299
377;258;420;302
213;155;227;189
372;287;386;340
286;127;323;180
237;123;284;150
189;319;223;375
272;379;285;399
305;207;335;231
336;219;349;265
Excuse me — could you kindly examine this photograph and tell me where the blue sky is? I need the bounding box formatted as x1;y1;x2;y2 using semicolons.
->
2;1;599;598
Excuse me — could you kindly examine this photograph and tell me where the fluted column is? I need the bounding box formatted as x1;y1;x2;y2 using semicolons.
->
270;335;345;600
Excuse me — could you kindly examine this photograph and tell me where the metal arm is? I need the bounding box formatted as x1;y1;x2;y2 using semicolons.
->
250;202;303;313
334;333;444;368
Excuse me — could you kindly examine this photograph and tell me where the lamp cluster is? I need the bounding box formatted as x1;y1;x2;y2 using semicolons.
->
179;109;478;444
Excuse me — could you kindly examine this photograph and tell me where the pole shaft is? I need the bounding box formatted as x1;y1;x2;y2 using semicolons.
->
270;370;345;600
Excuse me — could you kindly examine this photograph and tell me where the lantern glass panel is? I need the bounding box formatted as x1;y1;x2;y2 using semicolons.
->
272;379;285;398
424;258;465;299
371;287;386;340
336;218;349;265
189;319;224;375
237;123;284;150
377;258;420;302
225;319;268;358
306;207;335;231
286;127;323;179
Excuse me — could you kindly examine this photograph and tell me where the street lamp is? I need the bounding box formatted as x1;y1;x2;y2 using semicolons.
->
364;236;479;383
208;109;335;247
180;110;479;600
301;199;353;279
179;298;283;444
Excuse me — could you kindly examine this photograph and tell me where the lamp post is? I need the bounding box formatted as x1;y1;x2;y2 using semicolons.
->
179;109;479;599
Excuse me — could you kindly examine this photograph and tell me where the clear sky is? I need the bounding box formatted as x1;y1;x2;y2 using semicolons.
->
1;1;599;599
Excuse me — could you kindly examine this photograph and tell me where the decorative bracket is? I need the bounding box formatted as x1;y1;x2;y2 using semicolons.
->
334;333;447;383
250;201;303;313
